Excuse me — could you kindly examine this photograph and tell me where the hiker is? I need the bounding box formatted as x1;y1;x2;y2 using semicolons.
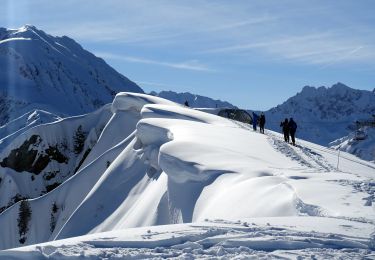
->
259;112;266;134
184;100;189;107
280;118;289;142
288;118;297;146
252;112;258;131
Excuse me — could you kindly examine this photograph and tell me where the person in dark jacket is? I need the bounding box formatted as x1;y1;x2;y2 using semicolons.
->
259;112;266;134
288;118;297;146
280;118;289;142
252;112;258;131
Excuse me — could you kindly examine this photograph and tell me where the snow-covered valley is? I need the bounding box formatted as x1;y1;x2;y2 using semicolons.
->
0;92;373;258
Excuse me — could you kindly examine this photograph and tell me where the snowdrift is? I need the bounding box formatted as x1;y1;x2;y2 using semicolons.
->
0;92;374;258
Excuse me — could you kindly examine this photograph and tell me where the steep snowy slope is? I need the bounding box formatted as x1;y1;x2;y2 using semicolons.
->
0;110;61;149
265;83;375;146
150;90;236;108
330;126;375;162
0;25;143;124
0;105;112;215
0;93;373;258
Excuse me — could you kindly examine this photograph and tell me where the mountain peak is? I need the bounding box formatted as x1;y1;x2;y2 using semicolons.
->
330;82;350;91
0;25;143;122
19;24;37;31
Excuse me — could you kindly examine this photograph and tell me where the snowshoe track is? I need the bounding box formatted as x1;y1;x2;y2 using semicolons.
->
268;133;335;172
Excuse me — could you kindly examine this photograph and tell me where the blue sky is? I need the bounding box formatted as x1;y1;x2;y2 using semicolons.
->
1;0;375;110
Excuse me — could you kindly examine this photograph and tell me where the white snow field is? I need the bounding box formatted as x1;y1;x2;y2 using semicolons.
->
0;93;374;259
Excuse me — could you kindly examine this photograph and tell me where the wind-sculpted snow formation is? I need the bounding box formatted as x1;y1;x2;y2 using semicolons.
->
0;93;374;258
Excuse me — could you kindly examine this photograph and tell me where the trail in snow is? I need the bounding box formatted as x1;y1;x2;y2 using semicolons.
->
328;179;375;207
231;120;335;172
267;132;336;172
1;218;374;259
232;119;375;170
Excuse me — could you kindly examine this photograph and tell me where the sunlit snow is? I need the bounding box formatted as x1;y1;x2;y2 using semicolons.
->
0;92;374;259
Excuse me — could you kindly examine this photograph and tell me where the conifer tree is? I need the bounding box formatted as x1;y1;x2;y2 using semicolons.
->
17;200;32;244
73;125;86;154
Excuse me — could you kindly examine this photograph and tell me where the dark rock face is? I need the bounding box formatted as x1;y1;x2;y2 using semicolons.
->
0;135;68;174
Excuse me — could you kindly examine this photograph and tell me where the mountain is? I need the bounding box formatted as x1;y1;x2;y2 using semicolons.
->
0;105;112;214
150;90;236;108
0;25;143;124
265;83;375;148
330;125;375;162
0;92;373;259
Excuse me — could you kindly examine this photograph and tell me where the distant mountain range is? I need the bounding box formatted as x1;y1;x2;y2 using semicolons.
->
0;25;143;124
154;84;375;162
266;83;375;141
150;90;236;109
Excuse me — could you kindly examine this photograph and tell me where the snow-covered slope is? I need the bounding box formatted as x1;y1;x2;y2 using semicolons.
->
150;90;236;108
330;126;375;162
266;83;375;151
0;25;143;124
0;105;112;214
0;93;373;258
0;110;61;149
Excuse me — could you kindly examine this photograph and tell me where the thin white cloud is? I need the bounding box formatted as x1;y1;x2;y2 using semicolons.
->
319;46;364;69
3;0;375;68
96;52;214;72
203;32;375;65
135;80;189;91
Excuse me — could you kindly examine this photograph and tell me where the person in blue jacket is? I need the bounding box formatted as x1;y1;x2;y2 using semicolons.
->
252;112;258;131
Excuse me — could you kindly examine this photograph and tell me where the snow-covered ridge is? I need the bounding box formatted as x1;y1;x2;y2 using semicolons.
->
0;92;373;257
0;25;143;124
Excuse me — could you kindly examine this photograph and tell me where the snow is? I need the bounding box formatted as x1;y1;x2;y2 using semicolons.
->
266;83;375;149
150;90;236;109
0;37;32;45
1;218;374;259
0;109;61;149
151;84;375;162
0;92;374;258
330;126;375;162
112;92;177;113
0;25;143;124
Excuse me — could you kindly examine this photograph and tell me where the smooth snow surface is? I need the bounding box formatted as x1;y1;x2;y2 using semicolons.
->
0;92;374;258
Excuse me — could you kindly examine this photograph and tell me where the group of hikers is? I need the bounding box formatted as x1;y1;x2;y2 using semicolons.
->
251;112;298;146
252;112;266;134
280;117;298;146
